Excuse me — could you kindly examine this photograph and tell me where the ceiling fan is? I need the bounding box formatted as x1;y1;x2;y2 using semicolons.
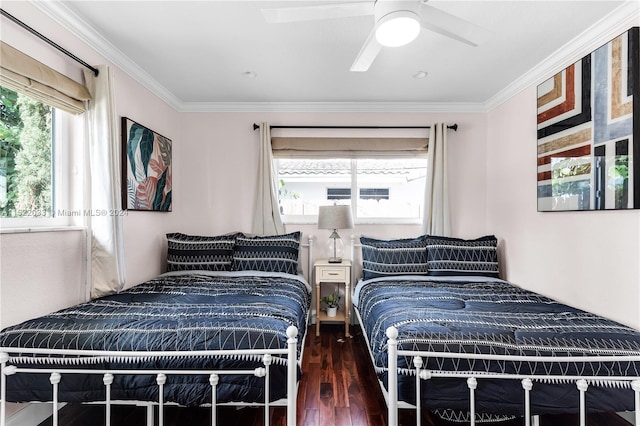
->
262;0;489;72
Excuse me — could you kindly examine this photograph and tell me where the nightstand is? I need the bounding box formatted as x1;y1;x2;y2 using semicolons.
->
314;259;352;337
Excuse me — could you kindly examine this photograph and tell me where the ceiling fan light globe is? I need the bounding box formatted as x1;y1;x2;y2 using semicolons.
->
375;11;420;47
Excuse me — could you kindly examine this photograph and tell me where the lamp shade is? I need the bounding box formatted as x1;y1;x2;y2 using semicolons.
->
317;205;354;230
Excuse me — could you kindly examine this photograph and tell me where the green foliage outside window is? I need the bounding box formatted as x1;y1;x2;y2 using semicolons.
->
0;86;53;218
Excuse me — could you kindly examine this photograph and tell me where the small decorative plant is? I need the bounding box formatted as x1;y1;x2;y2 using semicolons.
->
320;292;341;309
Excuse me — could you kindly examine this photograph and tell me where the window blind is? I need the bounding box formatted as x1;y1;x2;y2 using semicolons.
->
0;41;91;114
271;137;429;159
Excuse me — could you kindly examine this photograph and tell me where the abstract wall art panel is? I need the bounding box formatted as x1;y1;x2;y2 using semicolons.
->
122;117;172;211
537;27;639;211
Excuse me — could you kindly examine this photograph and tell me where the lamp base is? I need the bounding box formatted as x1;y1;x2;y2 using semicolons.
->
328;257;343;264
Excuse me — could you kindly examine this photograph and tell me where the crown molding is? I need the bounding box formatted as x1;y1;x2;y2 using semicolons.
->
178;101;487;113
484;1;639;112
32;0;638;114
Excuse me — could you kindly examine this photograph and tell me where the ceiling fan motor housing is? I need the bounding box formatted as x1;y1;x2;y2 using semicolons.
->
374;0;420;21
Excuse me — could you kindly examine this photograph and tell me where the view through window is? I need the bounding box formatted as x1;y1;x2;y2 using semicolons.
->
276;158;427;223
0;86;54;219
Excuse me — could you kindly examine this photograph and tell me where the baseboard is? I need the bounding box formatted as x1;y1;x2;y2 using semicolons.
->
6;403;66;426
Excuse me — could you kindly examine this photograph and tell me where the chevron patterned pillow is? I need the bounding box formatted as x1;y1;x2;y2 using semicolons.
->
233;231;301;275
425;235;499;278
360;235;429;280
166;232;239;272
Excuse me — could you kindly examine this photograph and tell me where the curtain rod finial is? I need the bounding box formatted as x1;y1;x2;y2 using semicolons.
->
449;124;458;132
253;123;260;131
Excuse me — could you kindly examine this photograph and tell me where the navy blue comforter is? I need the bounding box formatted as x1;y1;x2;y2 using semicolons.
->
355;276;640;420
0;271;310;406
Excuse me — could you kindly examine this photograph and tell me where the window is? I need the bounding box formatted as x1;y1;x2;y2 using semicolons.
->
359;188;389;200
276;157;427;224
327;188;390;201
327;188;351;200
0;86;73;227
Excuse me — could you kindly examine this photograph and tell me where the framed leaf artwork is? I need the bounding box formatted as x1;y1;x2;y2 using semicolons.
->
121;117;172;211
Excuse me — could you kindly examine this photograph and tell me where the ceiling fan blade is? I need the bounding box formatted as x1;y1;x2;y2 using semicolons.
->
350;27;382;72
262;2;373;24
418;3;490;47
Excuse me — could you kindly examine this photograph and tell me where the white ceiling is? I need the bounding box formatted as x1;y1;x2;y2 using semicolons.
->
31;1;637;111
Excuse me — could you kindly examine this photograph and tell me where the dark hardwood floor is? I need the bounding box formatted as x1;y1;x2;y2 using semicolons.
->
39;325;632;426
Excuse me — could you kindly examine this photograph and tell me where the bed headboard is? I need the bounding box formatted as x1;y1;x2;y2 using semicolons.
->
300;234;315;282
348;235;362;285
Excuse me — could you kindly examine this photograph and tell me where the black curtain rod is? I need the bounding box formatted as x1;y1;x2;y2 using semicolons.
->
0;8;99;77
252;123;458;131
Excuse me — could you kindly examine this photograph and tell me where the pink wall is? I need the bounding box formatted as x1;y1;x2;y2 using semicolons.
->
486;88;640;328
0;230;86;328
176;111;489;238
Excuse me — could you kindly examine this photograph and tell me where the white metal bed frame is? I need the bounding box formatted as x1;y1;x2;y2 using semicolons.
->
0;235;316;426
385;325;640;426
0;331;299;426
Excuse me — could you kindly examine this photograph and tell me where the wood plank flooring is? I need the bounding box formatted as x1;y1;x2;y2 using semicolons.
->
38;324;632;426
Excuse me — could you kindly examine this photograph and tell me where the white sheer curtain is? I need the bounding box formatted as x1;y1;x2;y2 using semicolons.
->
83;65;126;298
252;122;285;235
422;123;451;236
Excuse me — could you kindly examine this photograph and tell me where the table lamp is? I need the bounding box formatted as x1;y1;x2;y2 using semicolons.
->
317;204;354;263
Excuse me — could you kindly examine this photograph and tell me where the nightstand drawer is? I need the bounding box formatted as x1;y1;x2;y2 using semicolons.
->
318;267;347;281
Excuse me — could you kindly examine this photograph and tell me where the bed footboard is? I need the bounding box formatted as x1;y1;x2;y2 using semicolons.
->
385;326;640;426
0;326;299;426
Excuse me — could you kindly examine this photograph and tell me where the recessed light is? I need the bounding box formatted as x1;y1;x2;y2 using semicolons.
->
243;71;257;78
413;71;428;79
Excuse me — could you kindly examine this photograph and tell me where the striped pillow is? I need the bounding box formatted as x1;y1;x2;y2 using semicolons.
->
425;235;499;278
360;235;428;280
233;231;301;275
166;233;238;272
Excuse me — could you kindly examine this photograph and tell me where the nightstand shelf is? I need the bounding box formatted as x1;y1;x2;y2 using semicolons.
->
314;259;352;337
